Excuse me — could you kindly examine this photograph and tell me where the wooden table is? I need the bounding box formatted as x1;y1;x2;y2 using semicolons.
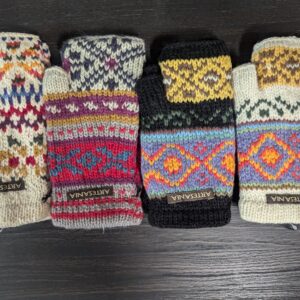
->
0;0;300;299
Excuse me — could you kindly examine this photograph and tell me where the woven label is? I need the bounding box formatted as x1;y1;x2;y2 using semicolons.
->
167;189;214;204
67;186;114;201
266;194;300;204
0;179;25;192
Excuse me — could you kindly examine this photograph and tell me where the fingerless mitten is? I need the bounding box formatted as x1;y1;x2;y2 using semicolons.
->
233;37;300;223
44;35;145;229
138;40;235;228
0;33;50;227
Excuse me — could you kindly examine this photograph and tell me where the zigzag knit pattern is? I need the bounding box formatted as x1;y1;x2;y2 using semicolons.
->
0;33;51;228
44;35;145;229
233;37;300;224
235;96;300;121
138;40;235;228
159;41;233;103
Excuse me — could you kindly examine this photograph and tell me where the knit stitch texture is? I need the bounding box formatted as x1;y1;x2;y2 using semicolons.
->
138;40;235;228
0;33;51;227
233;37;300;224
44;35;145;229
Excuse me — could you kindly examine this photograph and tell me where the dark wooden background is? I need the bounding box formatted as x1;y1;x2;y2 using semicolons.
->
1;0;300;299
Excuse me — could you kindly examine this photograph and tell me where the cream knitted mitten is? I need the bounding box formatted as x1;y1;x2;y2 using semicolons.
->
233;37;300;224
0;33;51;227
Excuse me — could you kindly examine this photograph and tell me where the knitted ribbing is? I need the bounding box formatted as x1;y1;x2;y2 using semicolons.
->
138;40;235;228
233;37;300;224
0;33;51;227
44;36;145;229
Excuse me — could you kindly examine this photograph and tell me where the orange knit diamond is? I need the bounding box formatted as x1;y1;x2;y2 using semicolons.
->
221;153;235;174
239;133;297;180
260;146;282;167
163;155;182;175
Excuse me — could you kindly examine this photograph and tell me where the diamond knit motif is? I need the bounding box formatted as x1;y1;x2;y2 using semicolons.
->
159;56;233;103
239;132;297;181
142;137;235;198
233;37;300;224
138;40;235;228
44;36;145;229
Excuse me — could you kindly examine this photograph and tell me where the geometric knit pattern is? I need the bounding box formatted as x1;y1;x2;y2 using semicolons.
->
159;56;233;103
141;129;235;198
0;33;51;228
233;36;300;224
138;40;235;228
44;35;145;229
61;35;145;91
141;99;234;131
252;43;300;89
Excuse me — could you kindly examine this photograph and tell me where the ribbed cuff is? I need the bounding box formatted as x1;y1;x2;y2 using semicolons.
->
159;40;229;61
0;201;50;228
252;36;300;56
146;196;231;228
239;190;300;224
51;196;144;229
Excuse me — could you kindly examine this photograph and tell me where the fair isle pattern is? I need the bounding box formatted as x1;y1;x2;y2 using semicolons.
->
235;95;300;122
252;43;300;89
0;33;50;228
62;36;145;91
0;133;47;179
138;40;235;228
141;128;235;198
233;36;300;224
45;89;143;229
159;56;233;103
141;104;234;130
237;124;300;187
44;36;145;229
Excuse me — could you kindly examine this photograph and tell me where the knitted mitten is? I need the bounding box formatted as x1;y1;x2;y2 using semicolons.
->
138;40;235;228
233;37;300;224
0;33;50;227
44;36;145;229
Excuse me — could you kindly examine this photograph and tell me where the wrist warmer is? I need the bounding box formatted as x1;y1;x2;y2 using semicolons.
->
138;40;235;228
233;37;300;224
44;35;145;229
0;33;51;227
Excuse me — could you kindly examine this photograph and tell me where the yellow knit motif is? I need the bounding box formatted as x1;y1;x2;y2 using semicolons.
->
252;46;300;89
159;56;233;103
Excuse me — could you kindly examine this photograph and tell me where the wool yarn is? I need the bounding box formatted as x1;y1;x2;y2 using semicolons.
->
44;35;145;229
138;40;235;228
0;33;51;227
233;37;300;224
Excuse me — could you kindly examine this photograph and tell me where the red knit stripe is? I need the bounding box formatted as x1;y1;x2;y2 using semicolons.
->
51;209;144;220
51;197;142;208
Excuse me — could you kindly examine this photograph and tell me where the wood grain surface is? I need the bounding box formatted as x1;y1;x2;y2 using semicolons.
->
0;0;300;299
